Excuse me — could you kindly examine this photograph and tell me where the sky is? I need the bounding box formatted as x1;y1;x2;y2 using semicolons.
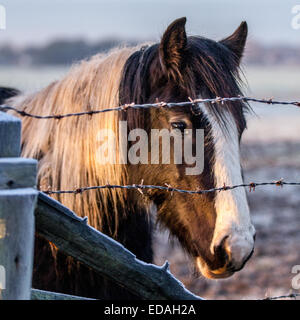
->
0;0;300;47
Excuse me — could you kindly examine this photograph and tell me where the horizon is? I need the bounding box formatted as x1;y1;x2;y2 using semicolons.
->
0;0;300;47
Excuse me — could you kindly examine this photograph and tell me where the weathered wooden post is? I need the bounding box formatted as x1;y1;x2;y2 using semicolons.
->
0;111;37;300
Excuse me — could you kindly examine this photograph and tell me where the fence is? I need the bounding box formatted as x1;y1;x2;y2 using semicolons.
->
0;110;202;300
1;96;300;300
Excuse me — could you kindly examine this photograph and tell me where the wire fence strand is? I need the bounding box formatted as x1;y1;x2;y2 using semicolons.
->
41;179;300;195
263;293;300;300
1;96;300;120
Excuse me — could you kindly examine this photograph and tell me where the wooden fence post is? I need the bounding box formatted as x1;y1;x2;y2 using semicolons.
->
0;111;37;300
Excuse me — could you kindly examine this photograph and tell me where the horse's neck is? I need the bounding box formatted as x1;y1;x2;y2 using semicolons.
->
103;197;154;263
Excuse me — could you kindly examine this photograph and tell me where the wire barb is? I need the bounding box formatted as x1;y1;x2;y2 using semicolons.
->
249;182;256;192
275;178;284;187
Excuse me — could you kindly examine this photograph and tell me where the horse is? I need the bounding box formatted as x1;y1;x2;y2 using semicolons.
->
2;17;256;299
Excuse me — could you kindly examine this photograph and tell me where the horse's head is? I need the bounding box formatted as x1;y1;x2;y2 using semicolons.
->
120;17;255;279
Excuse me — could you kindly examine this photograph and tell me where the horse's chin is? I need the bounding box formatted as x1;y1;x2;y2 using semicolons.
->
195;256;235;280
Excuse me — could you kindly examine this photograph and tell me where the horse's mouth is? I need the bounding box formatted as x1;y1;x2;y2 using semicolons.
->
195;256;235;279
195;233;255;280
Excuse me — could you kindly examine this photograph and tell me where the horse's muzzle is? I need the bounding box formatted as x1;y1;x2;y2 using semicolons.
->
196;227;256;279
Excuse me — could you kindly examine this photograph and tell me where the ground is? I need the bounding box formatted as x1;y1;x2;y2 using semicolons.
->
154;141;300;300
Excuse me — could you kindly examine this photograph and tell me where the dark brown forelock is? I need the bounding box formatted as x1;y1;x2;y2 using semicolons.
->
119;37;249;136
185;36;249;135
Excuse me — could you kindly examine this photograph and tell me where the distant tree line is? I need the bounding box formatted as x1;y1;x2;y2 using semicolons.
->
0;38;140;66
244;41;300;66
0;38;300;66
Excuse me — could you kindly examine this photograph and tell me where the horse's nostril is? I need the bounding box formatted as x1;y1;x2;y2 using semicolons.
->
213;235;230;262
212;233;255;272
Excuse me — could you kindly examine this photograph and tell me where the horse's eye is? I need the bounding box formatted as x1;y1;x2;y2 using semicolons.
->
171;121;187;131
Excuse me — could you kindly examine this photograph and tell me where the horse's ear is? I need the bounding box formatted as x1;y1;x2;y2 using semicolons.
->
220;21;248;63
159;17;187;79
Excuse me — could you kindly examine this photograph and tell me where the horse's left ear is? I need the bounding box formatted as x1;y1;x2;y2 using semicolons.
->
219;21;248;63
159;17;187;79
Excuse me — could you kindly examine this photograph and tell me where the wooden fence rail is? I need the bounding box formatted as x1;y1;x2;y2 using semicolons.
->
31;288;95;300
35;192;201;300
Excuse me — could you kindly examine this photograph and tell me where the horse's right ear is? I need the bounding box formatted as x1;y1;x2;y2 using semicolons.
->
159;17;187;80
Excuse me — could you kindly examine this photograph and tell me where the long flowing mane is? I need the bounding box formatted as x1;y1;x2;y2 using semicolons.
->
7;47;139;235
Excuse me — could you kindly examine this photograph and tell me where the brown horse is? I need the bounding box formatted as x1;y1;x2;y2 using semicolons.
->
2;17;255;299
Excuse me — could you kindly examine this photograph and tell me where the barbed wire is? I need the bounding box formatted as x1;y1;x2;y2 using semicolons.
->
1;96;300;120
41;179;300;195
263;293;300;300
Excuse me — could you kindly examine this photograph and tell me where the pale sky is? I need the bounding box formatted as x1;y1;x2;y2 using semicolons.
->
0;0;299;47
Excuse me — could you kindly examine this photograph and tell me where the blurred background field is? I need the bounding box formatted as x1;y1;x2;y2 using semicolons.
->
1;0;300;300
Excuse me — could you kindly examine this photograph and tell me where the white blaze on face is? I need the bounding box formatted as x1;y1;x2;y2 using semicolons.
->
199;103;255;270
